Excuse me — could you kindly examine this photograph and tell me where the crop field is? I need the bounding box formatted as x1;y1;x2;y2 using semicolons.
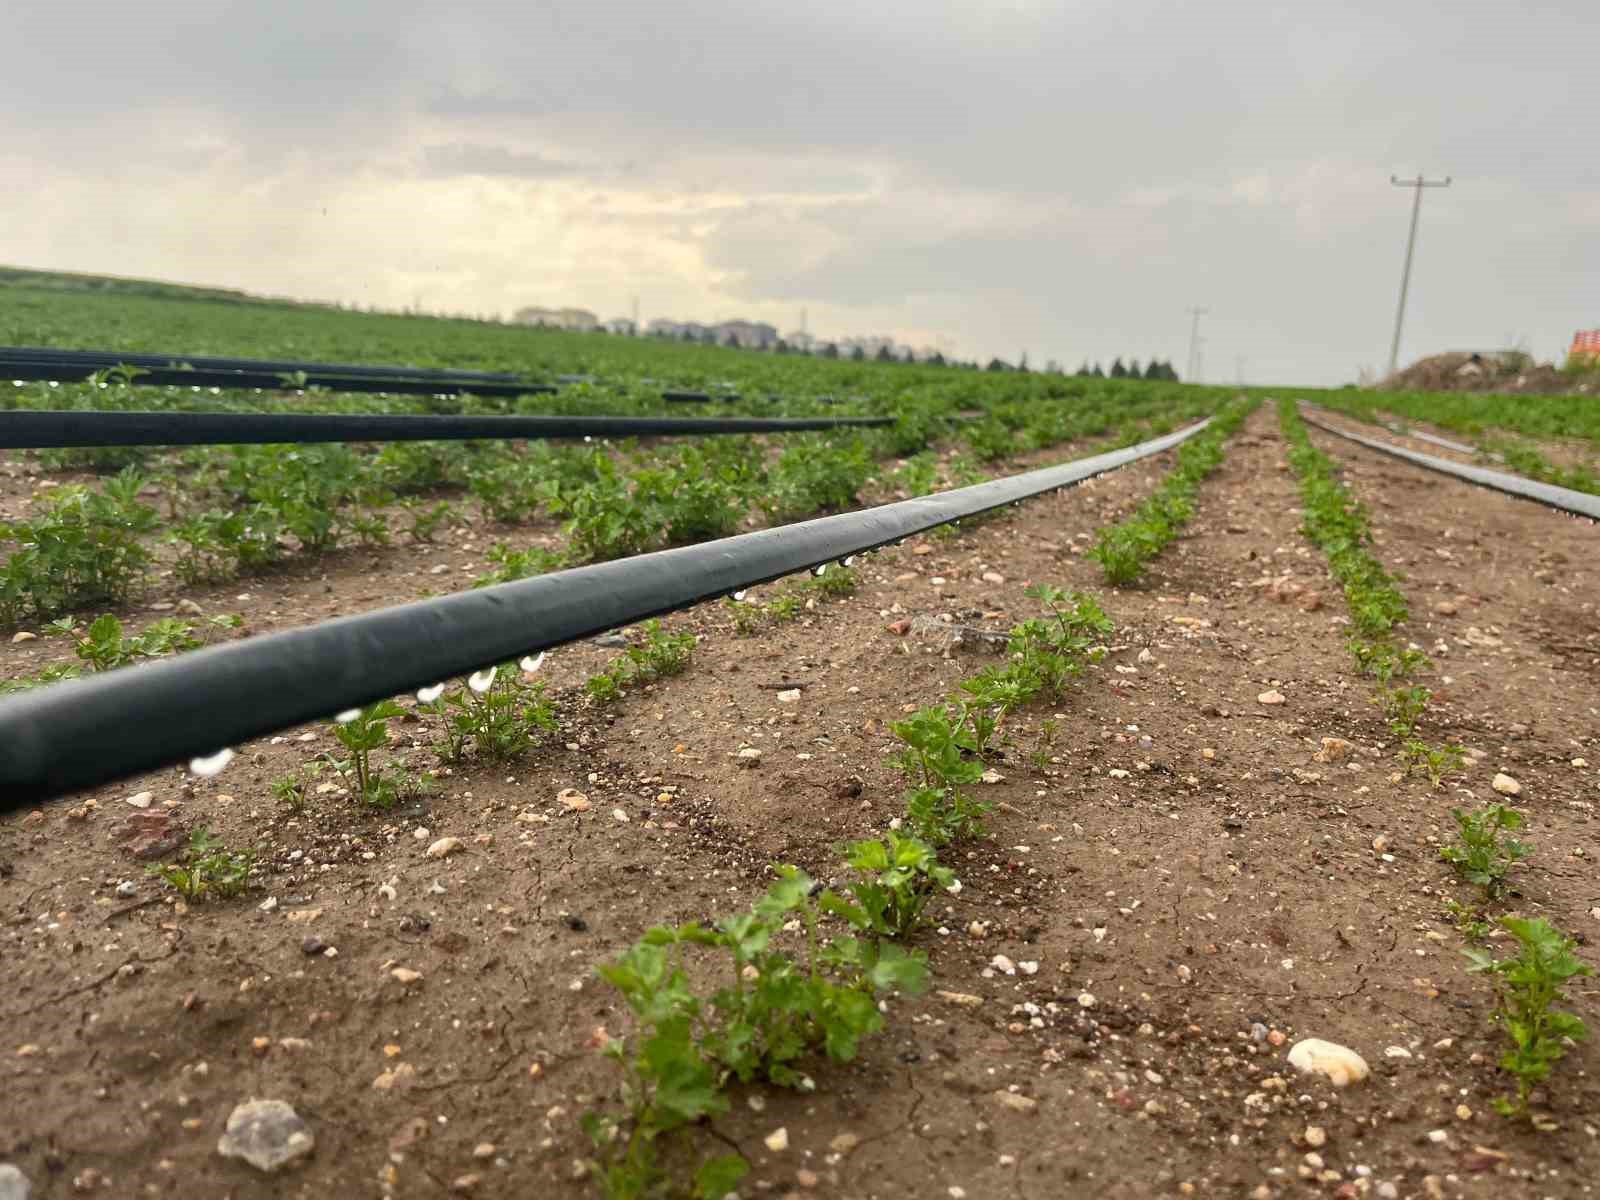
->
1;279;1597;1200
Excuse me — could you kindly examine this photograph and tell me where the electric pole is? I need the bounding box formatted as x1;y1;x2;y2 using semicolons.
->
1387;174;1451;379
1186;307;1207;383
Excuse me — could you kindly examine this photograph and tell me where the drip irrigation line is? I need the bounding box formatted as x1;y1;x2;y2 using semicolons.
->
1298;408;1600;522
0;345;525;385
0;409;895;449
3;361;552;399
0;418;1211;805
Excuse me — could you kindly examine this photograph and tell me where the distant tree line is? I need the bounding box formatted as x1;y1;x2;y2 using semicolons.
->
1074;358;1180;381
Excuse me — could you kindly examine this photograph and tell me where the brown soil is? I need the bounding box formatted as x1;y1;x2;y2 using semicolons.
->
1382;353;1595;398
3;408;1598;1199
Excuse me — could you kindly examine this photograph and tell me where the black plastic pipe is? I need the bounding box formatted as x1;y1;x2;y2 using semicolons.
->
0;344;525;385
1298;409;1600;522
0;419;1209;805
0;410;894;449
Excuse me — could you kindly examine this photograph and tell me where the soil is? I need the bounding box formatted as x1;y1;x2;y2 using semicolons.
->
1382;353;1594;398
3;406;1598;1199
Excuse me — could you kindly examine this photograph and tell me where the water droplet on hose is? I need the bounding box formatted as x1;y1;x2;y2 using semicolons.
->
814;563;827;576
520;652;546;673
335;708;362;724
733;590;747;601
468;667;498;693
843;555;856;566
189;748;235;777
416;683;445;703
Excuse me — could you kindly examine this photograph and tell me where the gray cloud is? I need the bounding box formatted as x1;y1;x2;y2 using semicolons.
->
0;0;1595;382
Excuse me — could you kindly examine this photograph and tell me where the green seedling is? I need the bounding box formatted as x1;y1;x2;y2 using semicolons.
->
766;593;804;623
1464;917;1592;1122
326;699;432;808
149;826;254;901
1440;802;1531;897
836;833;956;938
423;663;555;763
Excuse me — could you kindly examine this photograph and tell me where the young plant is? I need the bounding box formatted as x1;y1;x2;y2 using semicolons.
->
326;700;431;808
271;762;325;814
836;833;956;938
1440;802;1531;898
890;704;989;846
1464;917;1592;1121
423;663;556;763
149;826;255;901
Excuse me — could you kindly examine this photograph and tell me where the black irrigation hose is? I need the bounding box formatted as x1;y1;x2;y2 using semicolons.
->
0;410;895;450
0;419;1210;805
4;361;553;399
1298;408;1600;522
0;345;525;385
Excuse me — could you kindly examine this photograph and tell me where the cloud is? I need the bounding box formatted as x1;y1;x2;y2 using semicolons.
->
420;143;582;180
0;0;1597;382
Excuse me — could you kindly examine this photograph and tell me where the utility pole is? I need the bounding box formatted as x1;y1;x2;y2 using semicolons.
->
631;295;639;332
1387;174;1451;379
1186;307;1207;383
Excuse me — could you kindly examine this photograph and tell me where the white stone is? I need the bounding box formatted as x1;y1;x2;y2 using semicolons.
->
763;1127;789;1152
1491;773;1521;797
125;791;153;809
1287;1038;1369;1087
425;836;462;859
216;1099;315;1172
0;1164;30;1200
1257;690;1286;706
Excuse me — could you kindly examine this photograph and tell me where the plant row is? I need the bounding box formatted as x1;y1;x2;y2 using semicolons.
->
1087;395;1257;585
1277;399;1462;782
580;584;1116;1196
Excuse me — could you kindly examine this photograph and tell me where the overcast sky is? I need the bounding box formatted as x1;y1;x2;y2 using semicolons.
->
3;1;1596;384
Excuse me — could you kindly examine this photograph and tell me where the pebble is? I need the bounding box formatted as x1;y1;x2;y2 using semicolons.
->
216;1099;315;1172
937;990;984;1008
473;1143;496;1160
992;1091;1038;1113
1077;992;1096;1008
1491;773;1521;797
1313;737;1353;763
776;689;801;703
1257;690;1286;706
557;788;591;810
425;836;462;859
764;1127;789;1152
300;938;326;956
1383;1045;1412;1060
735;748;763;768
829;1133;859;1154
125;791;154;809
114;880;137;899
989;954;1017;975
9;631;35;644
796;1167;820;1188
981;571;1005;584
258;897;278;913
1286;1038;1369;1087
0;1164;29;1200
1377;1184;1399;1200
390;967;423;984
1304;1125;1327;1148
593;633;629;648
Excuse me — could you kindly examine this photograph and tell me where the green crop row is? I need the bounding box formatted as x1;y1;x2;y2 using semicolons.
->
1087;396;1258;585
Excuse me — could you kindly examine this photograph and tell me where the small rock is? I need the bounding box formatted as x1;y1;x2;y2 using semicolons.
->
829;1132;859;1154
1314;737;1353;763
1287;1038;1369;1087
1257;690;1286;706
1376;1184;1399;1200
1425;1129;1449;1145
451;1173;480;1192
992;1090;1038;1114
300;938;326;956
776;689;801;703
1434;600;1458;616
258;897;278;913
114;880;137;899
0;1164;30;1200
473;1142;496;1160
936;990;984;1008
216;1099;315;1172
1383;1045;1412;1060
764;1127;789;1152
1077;992;1096;1008
125;791;154;809
981;571;1005;585
1491;773;1521;797
593;633;629;648
10;631;36;644
1304;1125;1327;1148
989;954;1016;975
735;748;763;768
371;1063;417;1091
557;787;590;810
425;836;462;859
796;1167;820;1188
390;967;423;984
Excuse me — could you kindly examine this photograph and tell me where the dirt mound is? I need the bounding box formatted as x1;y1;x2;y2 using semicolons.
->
1383;350;1592;395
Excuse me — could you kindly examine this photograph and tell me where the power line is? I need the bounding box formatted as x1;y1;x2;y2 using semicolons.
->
1387;174;1452;379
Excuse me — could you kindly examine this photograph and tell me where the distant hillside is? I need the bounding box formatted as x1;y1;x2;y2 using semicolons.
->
0;265;263;306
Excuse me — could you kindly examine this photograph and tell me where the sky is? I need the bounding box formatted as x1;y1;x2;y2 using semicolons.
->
2;1;1596;385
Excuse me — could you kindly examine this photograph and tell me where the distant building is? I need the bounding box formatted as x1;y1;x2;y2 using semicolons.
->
712;320;779;349
512;306;598;332
603;317;637;336
1571;329;1600;363
784;330;814;353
